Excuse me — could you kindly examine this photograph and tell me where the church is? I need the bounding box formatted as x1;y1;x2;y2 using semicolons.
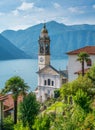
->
35;23;67;102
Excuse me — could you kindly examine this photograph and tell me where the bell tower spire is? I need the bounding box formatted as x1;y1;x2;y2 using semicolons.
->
38;23;50;70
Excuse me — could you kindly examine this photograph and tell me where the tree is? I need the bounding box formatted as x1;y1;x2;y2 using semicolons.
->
20;92;40;130
86;65;95;98
87;64;95;85
2;76;29;124
54;89;60;98
73;89;91;112
77;52;90;76
33;115;51;130
60;75;93;104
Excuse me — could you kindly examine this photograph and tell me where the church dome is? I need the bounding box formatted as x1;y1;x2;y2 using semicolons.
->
41;23;48;34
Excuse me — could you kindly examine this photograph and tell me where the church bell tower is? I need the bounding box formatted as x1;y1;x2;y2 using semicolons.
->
38;23;50;70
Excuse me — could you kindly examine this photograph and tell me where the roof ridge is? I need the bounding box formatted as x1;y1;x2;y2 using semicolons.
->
67;46;95;55
37;65;59;74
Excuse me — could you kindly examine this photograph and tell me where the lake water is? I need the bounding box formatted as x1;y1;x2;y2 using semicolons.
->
0;59;67;91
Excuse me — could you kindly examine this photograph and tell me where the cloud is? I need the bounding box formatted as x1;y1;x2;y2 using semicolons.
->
68;7;84;14
92;5;95;9
18;2;34;11
16;1;44;13
12;10;19;16
53;3;61;9
33;6;44;12
0;1;95;32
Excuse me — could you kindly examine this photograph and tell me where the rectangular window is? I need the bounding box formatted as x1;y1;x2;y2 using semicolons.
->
87;59;92;66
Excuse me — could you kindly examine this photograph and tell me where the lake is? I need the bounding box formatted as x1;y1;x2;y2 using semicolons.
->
0;59;68;91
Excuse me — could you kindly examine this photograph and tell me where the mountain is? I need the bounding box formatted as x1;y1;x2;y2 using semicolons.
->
1;21;95;59
0;34;30;60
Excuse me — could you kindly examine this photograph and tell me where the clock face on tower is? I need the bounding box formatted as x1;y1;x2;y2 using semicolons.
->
40;57;44;62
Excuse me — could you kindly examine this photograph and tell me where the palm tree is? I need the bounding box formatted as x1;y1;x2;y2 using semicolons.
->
2;76;29;124
77;52;90;76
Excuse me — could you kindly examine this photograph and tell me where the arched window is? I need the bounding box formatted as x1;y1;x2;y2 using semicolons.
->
87;59;92;66
44;80;46;85
48;79;50;85
52;81;54;86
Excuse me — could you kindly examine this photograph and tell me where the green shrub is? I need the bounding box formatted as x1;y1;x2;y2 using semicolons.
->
54;89;60;98
33;114;51;130
14;122;29;130
1;116;14;130
73;89;92;112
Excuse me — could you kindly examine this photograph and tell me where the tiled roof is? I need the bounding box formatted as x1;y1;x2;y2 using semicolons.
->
0;95;8;101
3;106;13;112
74;68;90;74
3;94;23;106
67;46;95;55
0;94;23;112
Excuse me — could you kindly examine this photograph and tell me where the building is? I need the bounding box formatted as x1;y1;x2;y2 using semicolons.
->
0;94;23;118
0;95;8;126
67;46;95;82
35;23;67;102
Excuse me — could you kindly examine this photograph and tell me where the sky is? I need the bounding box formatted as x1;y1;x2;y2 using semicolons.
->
0;0;95;32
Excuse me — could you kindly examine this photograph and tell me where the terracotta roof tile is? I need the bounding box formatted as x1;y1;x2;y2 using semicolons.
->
67;46;95;55
3;106;13;112
2;94;23;112
0;95;8;101
74;68;90;74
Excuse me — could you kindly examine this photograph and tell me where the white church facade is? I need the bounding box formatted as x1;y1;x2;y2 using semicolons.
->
35;24;67;102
